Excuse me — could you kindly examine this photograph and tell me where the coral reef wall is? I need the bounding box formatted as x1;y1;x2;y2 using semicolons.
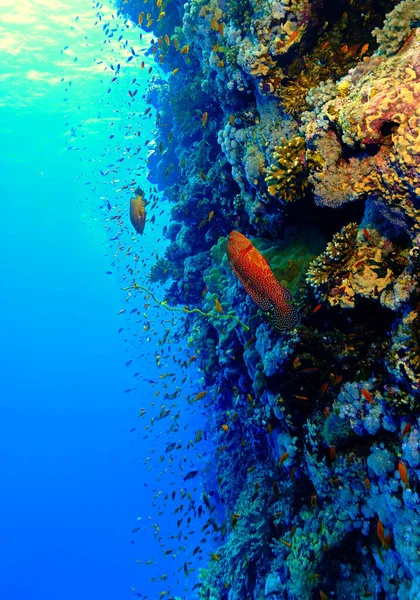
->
116;0;420;597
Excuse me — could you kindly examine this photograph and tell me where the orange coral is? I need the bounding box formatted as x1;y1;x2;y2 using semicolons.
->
226;231;299;331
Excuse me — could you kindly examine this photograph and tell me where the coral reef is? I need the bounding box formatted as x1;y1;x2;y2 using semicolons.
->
265;135;307;202
114;0;420;597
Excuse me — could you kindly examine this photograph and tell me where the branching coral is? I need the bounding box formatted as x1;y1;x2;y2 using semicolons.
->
149;257;174;283
306;222;358;287
265;135;307;202
278;70;322;116
306;224;406;308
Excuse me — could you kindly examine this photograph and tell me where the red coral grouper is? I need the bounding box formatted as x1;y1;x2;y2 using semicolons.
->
227;230;299;332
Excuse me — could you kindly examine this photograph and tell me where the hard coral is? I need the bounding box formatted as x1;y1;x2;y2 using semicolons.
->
265;135;307;202
306;224;405;309
304;29;420;216
372;0;420;57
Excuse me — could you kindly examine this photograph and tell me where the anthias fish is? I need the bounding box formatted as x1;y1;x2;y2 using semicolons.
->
226;230;298;331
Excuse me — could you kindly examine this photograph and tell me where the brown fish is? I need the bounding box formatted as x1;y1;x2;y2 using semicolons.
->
130;187;147;234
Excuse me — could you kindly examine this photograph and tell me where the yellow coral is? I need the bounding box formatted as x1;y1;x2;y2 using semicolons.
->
265;136;307;202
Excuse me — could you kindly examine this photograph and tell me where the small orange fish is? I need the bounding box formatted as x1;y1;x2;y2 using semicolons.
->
360;43;369;56
164;34;170;45
377;520;391;549
288;259;293;270
212;42;219;52
245;337;255;350
353;258;367;269
364;477;371;490
231;513;240;528
229;115;235;125
200;170;207;181
310;494;317;508
217;22;224;37
280;539;292;548
210;553;220;561
208;210;214;221
321;40;329;50
361;388;374;404
401;422;411;439
344;43;361;59
363;228;370;240
201;111;208;127
138;11;144;25
346;453;355;466
341;44;349;53
295;395;309;401
289;467;296;481
320;382;328;397
221;424;229;432
324;407;330;419
173;38;179;51
194;391;208;401
293;356;300;369
247;393;254;406
398;460;409;488
288;29;300;43
267;423;273;434
278;452;289;466
180;44;190;55
333;375;343;385
313;304;322;313
215;298;223;313
330;445;336;462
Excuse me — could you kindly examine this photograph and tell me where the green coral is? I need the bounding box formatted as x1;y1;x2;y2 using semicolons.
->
265;135;308;202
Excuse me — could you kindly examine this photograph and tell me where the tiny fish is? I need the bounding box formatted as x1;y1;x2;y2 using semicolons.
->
184;470;199;481
401;422;411;439
278;452;289;466
214;298;223;313
398;460;409;488
360;43;369;56
361;388;374;404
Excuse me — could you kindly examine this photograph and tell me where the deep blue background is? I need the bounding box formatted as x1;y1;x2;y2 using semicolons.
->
0;2;166;597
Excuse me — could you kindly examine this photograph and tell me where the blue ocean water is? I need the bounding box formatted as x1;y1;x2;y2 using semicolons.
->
0;2;205;599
